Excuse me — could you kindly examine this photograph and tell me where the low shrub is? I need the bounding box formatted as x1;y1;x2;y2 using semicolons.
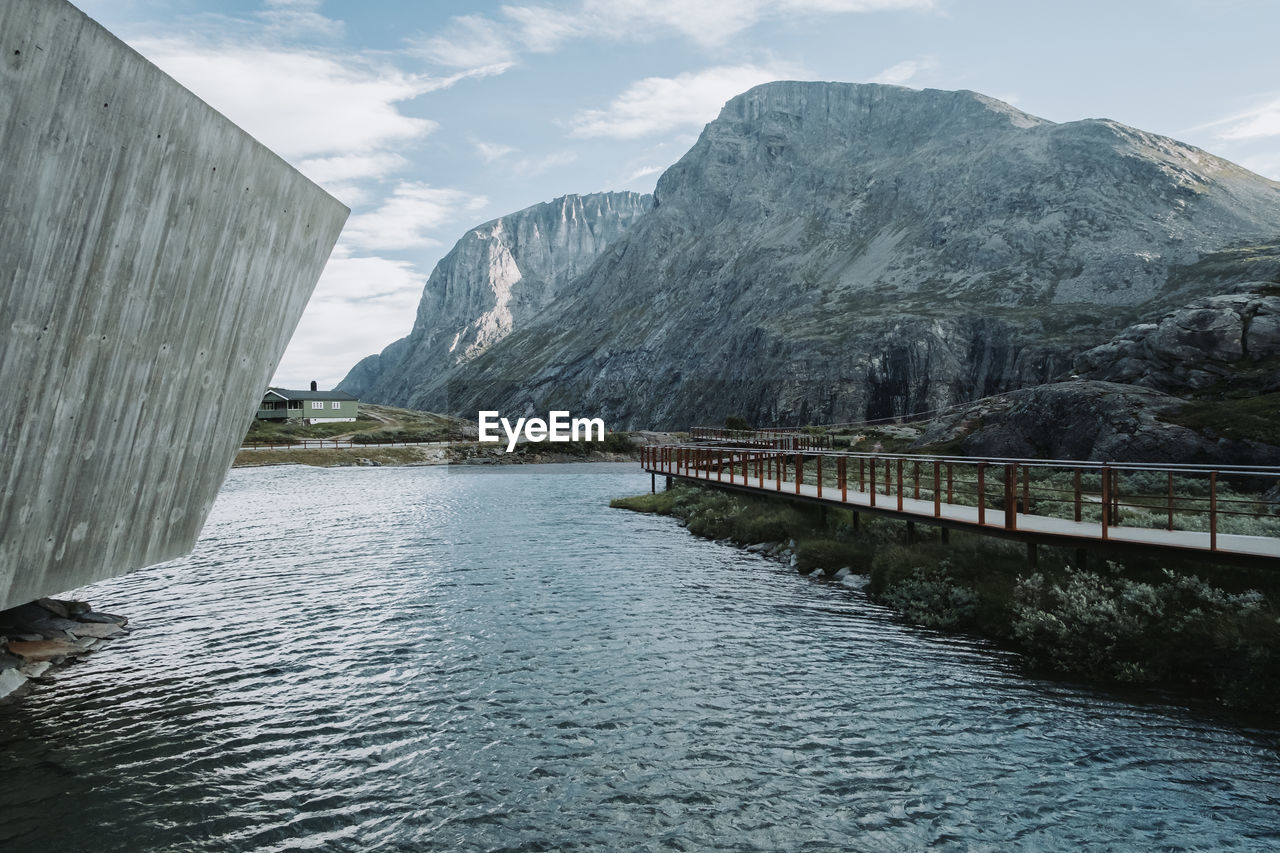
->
1010;564;1280;705
794;538;872;574
612;480;1280;712
875;560;980;629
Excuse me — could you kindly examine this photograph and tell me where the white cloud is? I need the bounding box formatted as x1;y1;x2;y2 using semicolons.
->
259;0;343;39
500;5;586;52
1239;153;1280;181
569;64;801;139
321;184;375;208
623;164;666;183
869;57;937;86
298;152;410;184
475;141;518;162
131;37;441;161
501;0;934;49
570;0;765;46
473;143;577;176
781;0;934;10
418;0;934;69
513;150;578;176
410;14;518;69
342;183;490;252
273;255;428;390
1214;97;1280;141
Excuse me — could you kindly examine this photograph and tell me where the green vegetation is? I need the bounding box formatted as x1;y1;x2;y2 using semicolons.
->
535;430;636;455
235;446;436;467
611;491;677;514
724;415;752;431
244;416;378;443
1165;390;1280;446
613;480;1280;712
243;403;473;445
238;430;638;468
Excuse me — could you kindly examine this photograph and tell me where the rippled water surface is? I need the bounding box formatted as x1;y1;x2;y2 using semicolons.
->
3;463;1280;851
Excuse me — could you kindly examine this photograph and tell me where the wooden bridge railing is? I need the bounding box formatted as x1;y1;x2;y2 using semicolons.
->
640;444;1280;560
689;427;835;450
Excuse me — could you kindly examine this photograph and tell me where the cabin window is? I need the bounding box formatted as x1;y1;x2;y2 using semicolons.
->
311;401;324;410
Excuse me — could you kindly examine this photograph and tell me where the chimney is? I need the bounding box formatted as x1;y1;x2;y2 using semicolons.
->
310;380;317;391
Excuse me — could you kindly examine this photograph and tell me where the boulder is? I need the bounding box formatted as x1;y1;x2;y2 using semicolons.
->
914;380;1280;464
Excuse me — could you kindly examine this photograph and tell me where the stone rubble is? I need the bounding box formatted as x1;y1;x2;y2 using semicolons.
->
0;597;129;702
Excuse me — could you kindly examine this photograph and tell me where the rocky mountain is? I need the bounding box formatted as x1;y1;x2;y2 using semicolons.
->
343;82;1280;430
337;191;652;403
903;242;1280;464
911;380;1280;465
1073;245;1280;395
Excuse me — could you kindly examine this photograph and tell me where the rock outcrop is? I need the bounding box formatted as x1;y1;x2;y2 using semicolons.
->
912;380;1280;465
1074;277;1280;395
0;597;129;701
337;191;652;405
346;82;1280;429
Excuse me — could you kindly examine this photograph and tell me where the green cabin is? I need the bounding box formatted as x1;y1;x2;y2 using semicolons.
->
257;387;358;424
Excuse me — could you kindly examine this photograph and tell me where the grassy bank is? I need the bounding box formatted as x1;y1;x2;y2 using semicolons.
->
612;481;1280;713
244;403;474;446
235;432;639;468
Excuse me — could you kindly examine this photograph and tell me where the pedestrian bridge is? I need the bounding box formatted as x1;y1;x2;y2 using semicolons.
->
641;438;1280;568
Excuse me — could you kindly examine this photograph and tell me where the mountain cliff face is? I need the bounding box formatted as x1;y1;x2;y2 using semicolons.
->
337;191;652;403
345;82;1280;429
1072;243;1280;394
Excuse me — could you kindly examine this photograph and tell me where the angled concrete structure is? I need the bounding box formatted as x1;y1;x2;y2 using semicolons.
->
0;0;349;609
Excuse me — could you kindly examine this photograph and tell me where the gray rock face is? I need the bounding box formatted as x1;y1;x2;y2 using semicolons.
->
337;191;652;403
913;380;1280;465
352;82;1280;428
1074;280;1280;394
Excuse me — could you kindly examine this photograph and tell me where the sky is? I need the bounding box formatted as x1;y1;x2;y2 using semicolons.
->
76;0;1280;391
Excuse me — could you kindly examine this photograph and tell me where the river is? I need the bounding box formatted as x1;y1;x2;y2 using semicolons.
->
2;463;1278;850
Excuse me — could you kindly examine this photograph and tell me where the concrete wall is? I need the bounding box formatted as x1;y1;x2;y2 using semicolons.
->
0;0;349;609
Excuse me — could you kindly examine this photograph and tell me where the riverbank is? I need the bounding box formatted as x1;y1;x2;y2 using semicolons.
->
612;482;1280;714
234;435;646;468
0;598;130;702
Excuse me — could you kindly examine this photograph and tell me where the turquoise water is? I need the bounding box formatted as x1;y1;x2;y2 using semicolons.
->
1;463;1278;850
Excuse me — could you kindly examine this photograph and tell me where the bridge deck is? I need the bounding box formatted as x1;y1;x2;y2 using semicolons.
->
642;447;1280;567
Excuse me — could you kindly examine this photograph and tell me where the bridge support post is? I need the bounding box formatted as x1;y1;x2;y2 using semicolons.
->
1004;464;1016;530
1210;471;1218;551
651;473;655;494
851;511;860;533
1073;469;1082;522
933;461;941;518
906;521;916;544
665;476;672;491
1075;547;1087;569
897;459;904;512
1100;465;1110;540
977;463;986;526
940;527;949;544
1026;542;1038;568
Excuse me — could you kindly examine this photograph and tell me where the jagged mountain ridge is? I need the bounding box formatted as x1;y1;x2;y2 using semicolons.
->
345;82;1280;428
338;191;652;403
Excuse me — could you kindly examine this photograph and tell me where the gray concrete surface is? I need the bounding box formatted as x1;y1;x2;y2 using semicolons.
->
0;0;348;609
